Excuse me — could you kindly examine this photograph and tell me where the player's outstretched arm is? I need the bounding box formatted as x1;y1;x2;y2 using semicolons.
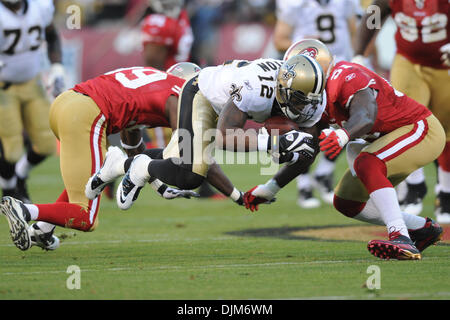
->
319;88;377;159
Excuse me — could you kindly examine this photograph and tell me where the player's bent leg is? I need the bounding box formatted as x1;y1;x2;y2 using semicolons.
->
86;146;128;200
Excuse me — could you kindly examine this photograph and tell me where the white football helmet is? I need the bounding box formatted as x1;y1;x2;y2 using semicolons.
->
166;62;201;80
276;55;325;123
149;0;183;19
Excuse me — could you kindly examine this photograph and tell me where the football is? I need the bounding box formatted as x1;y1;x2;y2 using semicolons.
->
263;115;299;135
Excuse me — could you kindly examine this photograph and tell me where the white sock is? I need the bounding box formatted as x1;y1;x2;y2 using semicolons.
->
405;168;425;185
438;167;450;193
36;221;56;233
297;174;312;190
354;198;426;230
314;155;336;177
15;154;32;179
370;188;409;237
24;204;39;221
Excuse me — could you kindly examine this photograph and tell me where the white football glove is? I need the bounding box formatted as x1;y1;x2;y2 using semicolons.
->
47;63;66;97
440;43;450;67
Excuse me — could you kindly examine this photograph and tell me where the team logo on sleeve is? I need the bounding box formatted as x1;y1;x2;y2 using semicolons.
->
345;73;356;82
229;83;243;102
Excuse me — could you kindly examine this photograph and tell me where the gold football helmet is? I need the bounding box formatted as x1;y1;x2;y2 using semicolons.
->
166;62;201;80
283;39;334;78
276;54;325;122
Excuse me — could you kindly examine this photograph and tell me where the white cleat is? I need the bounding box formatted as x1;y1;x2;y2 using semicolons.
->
0;196;31;251
402;202;423;216
116;155;151;210
297;189;320;209
29;223;60;251
85;146;127;200
435;209;450;224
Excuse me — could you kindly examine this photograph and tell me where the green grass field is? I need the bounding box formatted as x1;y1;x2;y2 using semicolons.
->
0;151;449;300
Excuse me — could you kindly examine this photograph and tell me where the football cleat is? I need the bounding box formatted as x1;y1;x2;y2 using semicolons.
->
367;232;421;260
16;177;31;204
116;155;151;210
400;182;427;216
85;146;127;200
409;218;443;252
314;174;334;204
29;223;60;251
435;192;450;224
0;196;31;251
297;188;320;209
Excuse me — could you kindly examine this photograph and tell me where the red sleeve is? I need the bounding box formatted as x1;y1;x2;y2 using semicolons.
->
141;14;176;46
327;63;376;109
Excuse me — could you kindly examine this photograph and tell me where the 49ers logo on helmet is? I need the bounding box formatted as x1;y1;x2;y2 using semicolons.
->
300;47;319;59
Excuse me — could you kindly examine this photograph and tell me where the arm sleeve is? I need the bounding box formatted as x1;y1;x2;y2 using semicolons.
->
335;68;376;108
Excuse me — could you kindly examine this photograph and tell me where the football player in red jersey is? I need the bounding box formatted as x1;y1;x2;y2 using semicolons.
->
244;59;445;260
354;0;450;222
141;0;193;70
0;65;200;252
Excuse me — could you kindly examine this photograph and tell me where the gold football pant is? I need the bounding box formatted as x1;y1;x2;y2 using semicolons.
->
390;54;450;139
335;115;445;202
48;90;108;230
0;77;55;163
163;76;218;177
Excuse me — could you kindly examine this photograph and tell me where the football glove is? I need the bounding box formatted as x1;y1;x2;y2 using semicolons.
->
47;63;66;97
157;184;200;200
440;43;450;67
276;130;314;154
243;180;279;212
319;128;350;160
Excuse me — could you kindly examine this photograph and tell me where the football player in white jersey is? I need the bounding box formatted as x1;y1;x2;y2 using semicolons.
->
108;55;326;211
273;0;362;208
0;0;64;247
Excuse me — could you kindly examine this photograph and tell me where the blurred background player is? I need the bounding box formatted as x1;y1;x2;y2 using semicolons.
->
354;0;450;223
141;0;224;199
0;0;65;203
272;0;362;208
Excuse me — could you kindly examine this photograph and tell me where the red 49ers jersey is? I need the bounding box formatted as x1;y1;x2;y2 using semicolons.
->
73;67;185;135
390;0;449;69
141;10;193;70
322;61;431;135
